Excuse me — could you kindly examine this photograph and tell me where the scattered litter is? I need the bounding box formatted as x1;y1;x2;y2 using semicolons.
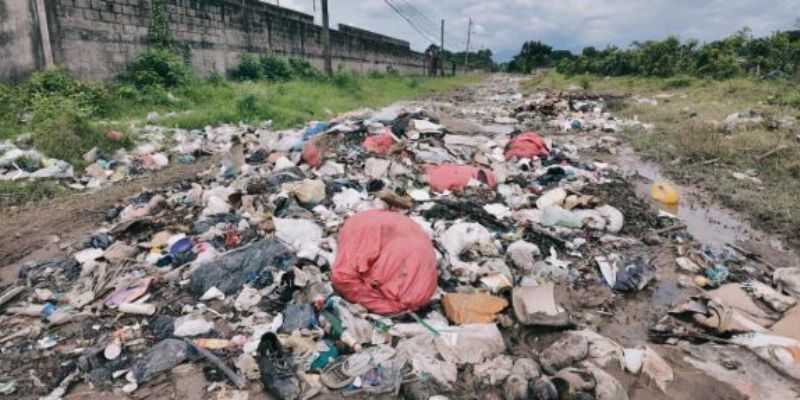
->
0;74;792;400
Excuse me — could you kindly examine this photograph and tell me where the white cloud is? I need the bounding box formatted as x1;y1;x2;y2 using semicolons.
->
274;0;798;60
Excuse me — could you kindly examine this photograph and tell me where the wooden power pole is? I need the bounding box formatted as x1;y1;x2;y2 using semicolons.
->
440;19;445;76
464;18;472;71
321;0;332;77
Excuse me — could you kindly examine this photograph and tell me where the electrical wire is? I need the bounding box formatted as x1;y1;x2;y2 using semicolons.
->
384;0;471;52
382;0;440;46
395;0;439;34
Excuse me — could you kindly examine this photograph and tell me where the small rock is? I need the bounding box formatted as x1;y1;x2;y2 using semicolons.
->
503;375;529;400
506;240;541;270
553;367;596;393
511;358;540;380
530;377;559;400
539;333;589;374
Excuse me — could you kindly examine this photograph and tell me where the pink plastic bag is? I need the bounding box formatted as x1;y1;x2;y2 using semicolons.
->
505;132;549;159
363;134;394;155
301;140;322;168
425;164;497;192
331;210;437;315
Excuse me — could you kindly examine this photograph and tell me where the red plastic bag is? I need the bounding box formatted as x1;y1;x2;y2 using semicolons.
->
505;132;549;159
425;164;497;192
363;133;394;155
301;140;322;168
331;210;437;315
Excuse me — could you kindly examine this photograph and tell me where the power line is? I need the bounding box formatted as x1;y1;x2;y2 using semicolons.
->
383;0;471;53
394;1;440;43
388;0;442;45
395;0;438;32
382;0;439;45
392;0;438;42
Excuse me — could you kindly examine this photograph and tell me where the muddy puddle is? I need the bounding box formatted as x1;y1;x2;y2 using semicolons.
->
614;147;751;248
588;145;800;271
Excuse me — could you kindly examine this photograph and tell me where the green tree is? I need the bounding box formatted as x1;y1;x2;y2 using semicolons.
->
509;41;555;73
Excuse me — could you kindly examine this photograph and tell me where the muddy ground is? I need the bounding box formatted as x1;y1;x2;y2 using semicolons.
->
0;157;218;283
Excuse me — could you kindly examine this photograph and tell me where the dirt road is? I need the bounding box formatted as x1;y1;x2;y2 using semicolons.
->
0;156;217;282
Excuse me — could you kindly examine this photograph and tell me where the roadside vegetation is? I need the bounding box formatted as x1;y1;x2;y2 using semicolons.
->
523;72;800;246
508;25;800;80
1;52;478;165
0;49;480;206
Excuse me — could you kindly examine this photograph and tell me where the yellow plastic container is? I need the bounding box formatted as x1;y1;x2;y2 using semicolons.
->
650;182;680;205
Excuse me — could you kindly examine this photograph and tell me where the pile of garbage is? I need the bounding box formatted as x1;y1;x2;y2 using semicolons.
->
1;75;798;400
2;120;272;190
0;142;73;181
79;124;261;190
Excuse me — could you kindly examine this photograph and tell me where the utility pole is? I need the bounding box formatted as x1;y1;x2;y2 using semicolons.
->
440;19;445;76
321;0;332;77
464;18;472;71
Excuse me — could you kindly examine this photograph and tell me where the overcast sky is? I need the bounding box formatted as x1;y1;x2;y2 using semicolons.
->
275;0;798;61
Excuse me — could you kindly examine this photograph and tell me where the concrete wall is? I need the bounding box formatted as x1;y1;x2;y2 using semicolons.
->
0;0;426;81
0;0;48;80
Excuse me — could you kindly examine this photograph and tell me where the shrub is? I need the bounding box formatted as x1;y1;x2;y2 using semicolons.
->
330;65;362;93
27;68;111;115
406;77;421;89
260;55;292;81
121;49;192;88
110;83;145;105
0;83;26;139
29;96;130;164
235;93;273;122
236;94;259;119
230;54;262;81
579;76;592;90
206;69;226;86
288;58;320;80
28;67;81;96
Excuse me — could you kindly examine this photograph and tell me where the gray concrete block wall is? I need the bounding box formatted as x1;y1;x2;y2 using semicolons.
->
0;0;426;80
0;0;46;81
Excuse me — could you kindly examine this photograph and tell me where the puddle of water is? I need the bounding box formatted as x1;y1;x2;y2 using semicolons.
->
613;147;756;249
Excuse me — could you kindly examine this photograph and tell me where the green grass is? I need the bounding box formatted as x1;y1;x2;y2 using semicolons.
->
1;71;480;163
0;180;67;207
523;72;800;244
145;74;480;129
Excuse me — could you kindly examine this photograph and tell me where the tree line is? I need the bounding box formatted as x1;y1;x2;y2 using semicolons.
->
425;45;499;72
508;26;800;80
